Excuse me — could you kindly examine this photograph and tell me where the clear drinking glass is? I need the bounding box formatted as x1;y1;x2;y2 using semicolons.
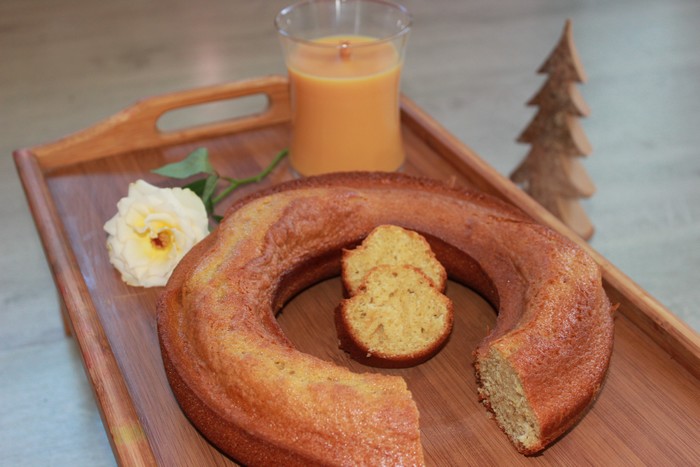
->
275;0;412;177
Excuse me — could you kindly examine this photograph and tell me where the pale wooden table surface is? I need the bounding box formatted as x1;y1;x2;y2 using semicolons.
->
1;0;698;465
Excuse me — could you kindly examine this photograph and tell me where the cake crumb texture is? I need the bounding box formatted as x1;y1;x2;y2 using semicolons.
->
337;265;454;367
342;224;447;295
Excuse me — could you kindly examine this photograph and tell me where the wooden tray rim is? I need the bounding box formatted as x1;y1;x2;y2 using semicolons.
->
12;75;700;466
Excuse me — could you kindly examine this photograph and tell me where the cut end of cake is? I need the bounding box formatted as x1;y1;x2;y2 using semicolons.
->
337;265;454;368
476;347;543;454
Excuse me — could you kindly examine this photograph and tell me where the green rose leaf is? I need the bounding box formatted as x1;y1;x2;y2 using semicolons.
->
183;177;207;197
152;147;216;179
201;174;219;204
184;174;219;217
153;146;288;224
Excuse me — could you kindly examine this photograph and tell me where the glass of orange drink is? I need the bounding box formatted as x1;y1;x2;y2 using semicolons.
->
276;0;412;176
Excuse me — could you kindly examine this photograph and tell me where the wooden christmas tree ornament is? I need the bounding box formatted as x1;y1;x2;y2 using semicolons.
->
510;19;596;240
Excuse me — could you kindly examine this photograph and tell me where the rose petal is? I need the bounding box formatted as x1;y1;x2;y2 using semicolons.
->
103;180;209;288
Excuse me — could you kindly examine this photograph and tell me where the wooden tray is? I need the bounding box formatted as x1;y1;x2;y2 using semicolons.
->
14;75;700;466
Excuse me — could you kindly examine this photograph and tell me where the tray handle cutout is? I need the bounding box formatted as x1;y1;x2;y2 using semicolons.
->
156;93;269;134
31;75;291;170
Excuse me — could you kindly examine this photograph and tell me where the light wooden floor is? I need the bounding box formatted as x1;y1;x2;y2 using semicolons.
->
1;0;698;465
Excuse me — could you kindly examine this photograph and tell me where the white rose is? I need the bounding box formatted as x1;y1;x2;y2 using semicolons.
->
104;179;209;287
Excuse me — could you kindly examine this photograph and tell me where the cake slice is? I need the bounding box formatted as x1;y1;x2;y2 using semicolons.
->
342;224;447;296
336;265;454;368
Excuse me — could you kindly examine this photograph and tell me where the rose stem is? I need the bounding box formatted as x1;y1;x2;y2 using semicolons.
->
212;148;289;205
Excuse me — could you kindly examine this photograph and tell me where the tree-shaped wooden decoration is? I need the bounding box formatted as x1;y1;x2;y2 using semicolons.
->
510;19;596;239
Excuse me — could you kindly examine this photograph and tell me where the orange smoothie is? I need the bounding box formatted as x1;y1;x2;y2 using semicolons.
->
286;35;405;176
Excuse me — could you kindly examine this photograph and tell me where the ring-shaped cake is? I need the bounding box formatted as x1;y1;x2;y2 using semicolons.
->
157;172;614;465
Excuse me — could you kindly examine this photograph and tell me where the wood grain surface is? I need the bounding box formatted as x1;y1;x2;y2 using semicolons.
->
11;77;700;465
2;1;699;465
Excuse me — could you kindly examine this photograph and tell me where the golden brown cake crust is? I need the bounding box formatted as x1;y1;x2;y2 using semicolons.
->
157;171;614;463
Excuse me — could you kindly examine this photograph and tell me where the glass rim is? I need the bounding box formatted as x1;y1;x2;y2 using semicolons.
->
275;0;412;50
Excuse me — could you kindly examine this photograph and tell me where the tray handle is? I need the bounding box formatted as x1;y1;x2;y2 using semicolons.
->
32;75;291;170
